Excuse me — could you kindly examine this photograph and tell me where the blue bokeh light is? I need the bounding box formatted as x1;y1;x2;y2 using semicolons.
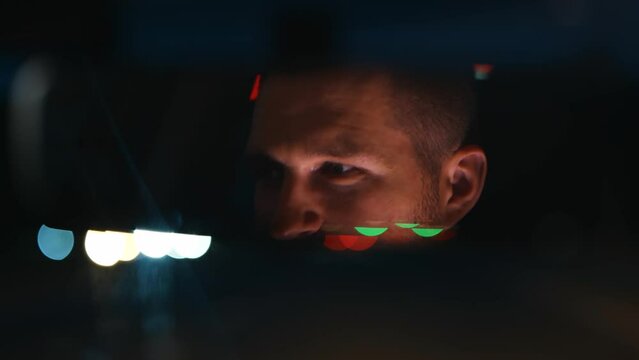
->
37;224;74;260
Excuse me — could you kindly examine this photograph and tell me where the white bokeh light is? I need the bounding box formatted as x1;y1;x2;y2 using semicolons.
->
134;229;173;258
105;231;139;261
85;230;125;267
84;229;212;264
169;232;211;259
167;247;185;259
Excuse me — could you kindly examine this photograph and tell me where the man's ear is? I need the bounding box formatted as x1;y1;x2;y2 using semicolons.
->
437;145;487;228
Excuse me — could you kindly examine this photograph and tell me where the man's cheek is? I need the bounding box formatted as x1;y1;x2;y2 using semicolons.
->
356;197;413;225
324;193;372;226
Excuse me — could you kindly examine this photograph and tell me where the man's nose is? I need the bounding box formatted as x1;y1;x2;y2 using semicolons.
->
270;176;324;240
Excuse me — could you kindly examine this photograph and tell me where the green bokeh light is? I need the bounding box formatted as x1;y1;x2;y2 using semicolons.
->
354;227;388;236
411;228;443;237
395;223;419;229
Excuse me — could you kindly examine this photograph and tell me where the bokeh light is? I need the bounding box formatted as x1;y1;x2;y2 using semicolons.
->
347;236;377;251
249;74;261;101
432;227;457;241
324;234;377;251
167;247;186;259
411;228;444;237
473;64;494;80
324;234;348;251
37;224;74;260
107;231;138;261
82;229;212;265
134;229;173;259
85;230;125;267
395;223;419;229
354;227;388;236
168;232;211;259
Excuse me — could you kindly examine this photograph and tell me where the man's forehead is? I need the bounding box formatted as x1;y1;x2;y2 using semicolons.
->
248;120;381;156
252;73;394;135
246;70;410;163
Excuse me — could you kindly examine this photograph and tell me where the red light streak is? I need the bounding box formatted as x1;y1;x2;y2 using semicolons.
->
249;74;262;101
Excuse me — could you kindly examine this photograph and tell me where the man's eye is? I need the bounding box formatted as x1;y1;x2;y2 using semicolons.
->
319;162;353;176
251;163;284;185
318;162;362;179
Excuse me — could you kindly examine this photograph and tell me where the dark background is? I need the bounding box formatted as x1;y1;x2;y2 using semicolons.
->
1;1;638;359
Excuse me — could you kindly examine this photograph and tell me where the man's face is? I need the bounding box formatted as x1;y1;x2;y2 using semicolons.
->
246;72;436;241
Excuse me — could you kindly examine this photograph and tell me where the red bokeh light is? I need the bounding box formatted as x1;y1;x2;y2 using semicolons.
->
249;74;262;101
473;64;494;74
432;228;457;241
324;234;378;251
324;234;347;251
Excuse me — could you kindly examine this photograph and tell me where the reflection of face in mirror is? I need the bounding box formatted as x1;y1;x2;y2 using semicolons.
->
246;67;487;241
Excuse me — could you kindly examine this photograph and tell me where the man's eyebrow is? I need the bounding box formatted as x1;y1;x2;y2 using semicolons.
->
307;143;360;158
305;135;375;158
245;133;389;165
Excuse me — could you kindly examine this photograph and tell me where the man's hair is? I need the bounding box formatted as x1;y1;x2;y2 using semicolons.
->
385;68;477;178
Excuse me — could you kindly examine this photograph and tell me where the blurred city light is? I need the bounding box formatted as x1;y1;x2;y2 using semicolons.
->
109;231;139;261
85;230;125;267
249;74;261;101
324;234;377;251
83;229;213;265
395;223;419;229
167;232;211;259
353;227;388;236
134;229;212;260
134;229;173;259
347;236;377;251
324;234;348;251
8;57;52;214
473;64;494;80
37;224;74;260
411;228;444;237
432;227;457;241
